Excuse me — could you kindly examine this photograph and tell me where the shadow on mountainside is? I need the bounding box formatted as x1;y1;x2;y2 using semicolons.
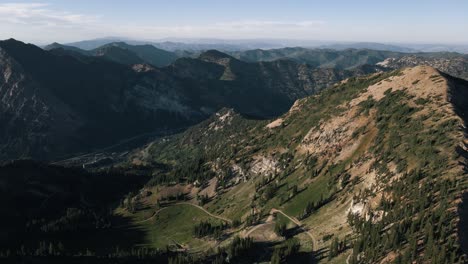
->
0;160;153;258
447;74;468;256
446;74;468;128
459;192;468;255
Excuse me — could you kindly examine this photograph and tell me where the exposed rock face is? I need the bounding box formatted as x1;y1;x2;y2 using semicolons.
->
249;156;279;176
0;48;82;159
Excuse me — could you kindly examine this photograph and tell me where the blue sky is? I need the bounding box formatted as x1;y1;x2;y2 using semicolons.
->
0;0;467;44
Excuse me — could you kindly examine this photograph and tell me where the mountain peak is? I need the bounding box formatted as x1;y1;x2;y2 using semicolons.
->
0;38;47;63
0;38;27;48
44;42;66;50
199;49;234;62
363;65;447;102
93;42;177;67
3;38;20;43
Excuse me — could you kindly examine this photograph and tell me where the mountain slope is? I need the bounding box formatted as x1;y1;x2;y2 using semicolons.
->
119;66;468;263
0;43;84;159
170;50;383;114
0;39;198;160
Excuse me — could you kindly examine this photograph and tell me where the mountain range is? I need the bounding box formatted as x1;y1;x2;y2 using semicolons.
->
44;40;468;76
60;37;468;54
1;39;385;161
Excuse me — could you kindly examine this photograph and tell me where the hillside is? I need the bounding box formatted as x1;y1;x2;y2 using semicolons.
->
0;39;380;161
116;66;468;263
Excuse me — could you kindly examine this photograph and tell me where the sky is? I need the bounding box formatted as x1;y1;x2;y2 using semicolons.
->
0;0;467;45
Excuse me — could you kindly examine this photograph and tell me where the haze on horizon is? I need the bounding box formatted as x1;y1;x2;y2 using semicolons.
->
0;0;467;45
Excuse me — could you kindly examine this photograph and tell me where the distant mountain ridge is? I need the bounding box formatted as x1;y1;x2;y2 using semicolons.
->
64;37;254;52
228;47;467;70
61;37;468;54
319;42;417;52
44;42;89;54
45;41;178;67
47;40;468;72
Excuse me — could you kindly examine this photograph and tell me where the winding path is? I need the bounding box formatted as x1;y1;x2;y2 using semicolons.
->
129;204;318;253
243;221;272;237
271;208;319;251
176;202;232;223
242;208;318;251
346;253;352;264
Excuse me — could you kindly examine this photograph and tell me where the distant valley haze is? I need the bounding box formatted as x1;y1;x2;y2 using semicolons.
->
0;0;467;50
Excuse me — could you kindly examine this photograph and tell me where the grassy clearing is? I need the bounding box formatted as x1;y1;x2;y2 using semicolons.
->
138;204;222;249
281;175;330;217
206;180;254;221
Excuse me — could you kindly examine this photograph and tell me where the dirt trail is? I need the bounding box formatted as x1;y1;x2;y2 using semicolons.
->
176;202;232;223
243;222;270;237
271;208;318;251
131;205;317;252
242;208;318;251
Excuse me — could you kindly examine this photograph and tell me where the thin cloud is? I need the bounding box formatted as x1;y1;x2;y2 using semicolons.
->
217;20;325;28
0;2;326;42
0;3;98;27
